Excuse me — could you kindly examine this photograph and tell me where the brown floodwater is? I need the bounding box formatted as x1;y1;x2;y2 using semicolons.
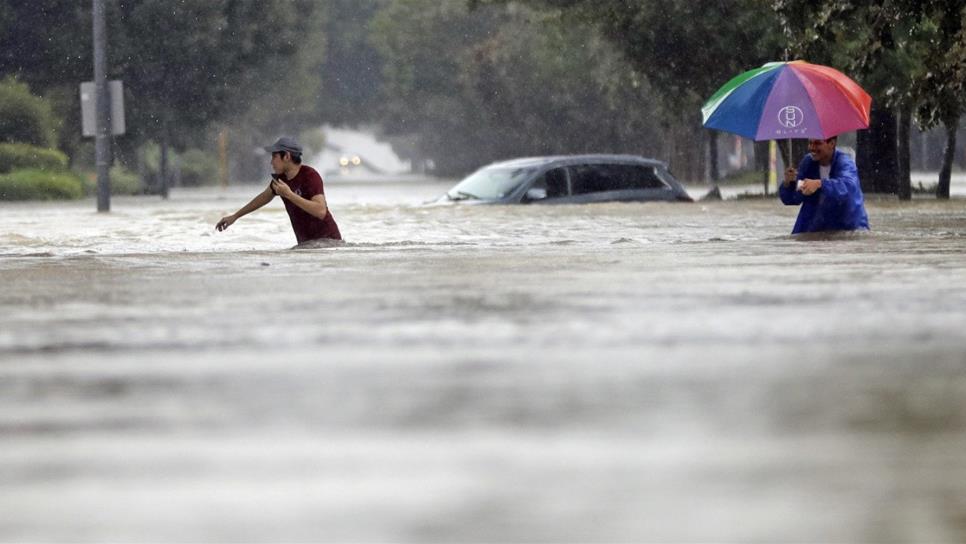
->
1;180;966;542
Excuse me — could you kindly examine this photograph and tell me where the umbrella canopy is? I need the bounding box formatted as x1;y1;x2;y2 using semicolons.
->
701;61;872;141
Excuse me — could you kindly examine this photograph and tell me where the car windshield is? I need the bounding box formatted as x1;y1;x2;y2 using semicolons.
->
447;166;535;201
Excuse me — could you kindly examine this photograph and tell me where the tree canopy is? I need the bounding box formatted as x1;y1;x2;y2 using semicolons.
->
0;0;961;188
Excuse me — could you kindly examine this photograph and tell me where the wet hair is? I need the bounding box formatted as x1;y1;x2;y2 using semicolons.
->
273;151;302;164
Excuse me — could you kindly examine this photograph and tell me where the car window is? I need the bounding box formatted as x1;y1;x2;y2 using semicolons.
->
528;167;569;199
569;164;668;195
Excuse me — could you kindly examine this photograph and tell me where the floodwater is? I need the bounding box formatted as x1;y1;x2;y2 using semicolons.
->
2;179;966;542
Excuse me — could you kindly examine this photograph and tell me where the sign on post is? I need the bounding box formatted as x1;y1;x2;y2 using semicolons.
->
80;80;125;136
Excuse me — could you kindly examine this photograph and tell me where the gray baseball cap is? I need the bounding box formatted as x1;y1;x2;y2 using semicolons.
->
264;136;302;155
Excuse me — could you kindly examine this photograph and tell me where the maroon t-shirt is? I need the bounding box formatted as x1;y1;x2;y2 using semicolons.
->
275;165;341;243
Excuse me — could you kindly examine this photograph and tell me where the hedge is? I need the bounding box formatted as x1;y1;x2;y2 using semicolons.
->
0;169;84;200
0;77;58;148
79;165;144;196
179;148;218;186
0;142;69;173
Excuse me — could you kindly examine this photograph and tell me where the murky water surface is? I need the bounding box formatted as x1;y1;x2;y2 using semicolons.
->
2;180;966;542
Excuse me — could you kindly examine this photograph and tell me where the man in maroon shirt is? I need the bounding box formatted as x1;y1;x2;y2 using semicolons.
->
215;137;341;244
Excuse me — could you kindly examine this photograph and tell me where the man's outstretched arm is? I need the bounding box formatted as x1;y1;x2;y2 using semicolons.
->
216;185;275;231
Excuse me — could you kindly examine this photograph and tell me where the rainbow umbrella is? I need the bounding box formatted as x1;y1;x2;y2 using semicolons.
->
701;60;871;141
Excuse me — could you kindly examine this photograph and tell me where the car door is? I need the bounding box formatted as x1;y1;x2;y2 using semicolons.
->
521;166;573;204
568;162;676;203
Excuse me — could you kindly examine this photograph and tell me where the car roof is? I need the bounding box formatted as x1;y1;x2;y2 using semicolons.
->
483;154;668;170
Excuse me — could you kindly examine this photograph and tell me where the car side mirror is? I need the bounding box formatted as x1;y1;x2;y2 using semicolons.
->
525;188;547;201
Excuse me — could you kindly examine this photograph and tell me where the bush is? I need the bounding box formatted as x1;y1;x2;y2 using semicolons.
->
0;169;84;200
109;165;143;195
179;148;218;186
0;142;69;173
719;168;767;186
0;77;58;147
138;143;218;187
78;166;145;196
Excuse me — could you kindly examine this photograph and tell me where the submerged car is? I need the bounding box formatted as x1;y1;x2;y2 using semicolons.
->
437;154;693;204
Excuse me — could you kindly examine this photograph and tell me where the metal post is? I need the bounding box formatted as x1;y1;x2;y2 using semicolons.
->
93;0;110;212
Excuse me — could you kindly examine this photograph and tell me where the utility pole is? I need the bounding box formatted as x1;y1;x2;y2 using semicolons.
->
93;0;110;212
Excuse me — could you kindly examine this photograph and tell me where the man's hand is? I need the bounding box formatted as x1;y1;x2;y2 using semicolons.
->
784;167;797;186
271;179;294;199
798;178;822;196
215;214;236;232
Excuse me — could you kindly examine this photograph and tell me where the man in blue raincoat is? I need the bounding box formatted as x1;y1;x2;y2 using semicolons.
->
780;137;869;234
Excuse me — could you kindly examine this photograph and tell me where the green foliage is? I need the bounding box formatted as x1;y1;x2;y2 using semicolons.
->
371;1;669;175
109;165;142;195
719;168;766;186
913;3;966;129
0;168;84;200
132;142;216;187
3;0;958;189
0;0;325;180
299;128;327;157
110;0;323;146
178;149;217;187
773;0;965;128
0;1;89;93
314;0;386;125
0;77;59;147
78;166;144;196
469;0;784;181
0;143;69;173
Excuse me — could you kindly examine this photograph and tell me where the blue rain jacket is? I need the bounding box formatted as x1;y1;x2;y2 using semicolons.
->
779;149;870;234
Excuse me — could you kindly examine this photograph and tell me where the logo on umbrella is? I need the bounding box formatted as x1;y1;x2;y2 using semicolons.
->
778;106;804;128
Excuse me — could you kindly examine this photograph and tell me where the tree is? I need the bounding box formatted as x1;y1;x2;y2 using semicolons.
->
913;1;966;200
371;0;667;176
774;1;900;194
315;0;388;126
0;77;59;147
106;1;322;194
0;0;322;188
480;0;784;183
775;0;966;199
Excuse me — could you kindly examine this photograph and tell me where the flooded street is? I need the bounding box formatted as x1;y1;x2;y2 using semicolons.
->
2;180;966;542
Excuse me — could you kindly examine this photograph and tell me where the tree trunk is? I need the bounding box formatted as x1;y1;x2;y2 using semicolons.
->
897;103;912;201
856;127;874;193
755;140;770;194
776;139;791;170
937;117;958;200
916;130;929;171
708;130;720;183
160;131;170;200
855;104;899;194
776;139;808;171
137;143;148;193
662;119;674;167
